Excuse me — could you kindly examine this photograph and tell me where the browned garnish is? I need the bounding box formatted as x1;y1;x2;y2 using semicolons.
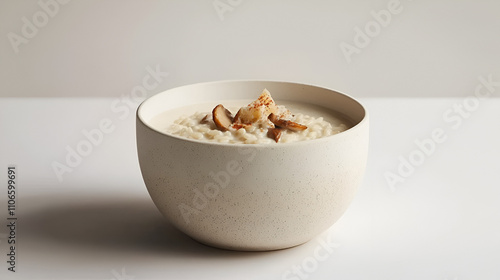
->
212;104;234;131
200;114;211;124
267;127;283;143
268;113;307;132
232;89;277;125
233;109;242;123
232;123;250;130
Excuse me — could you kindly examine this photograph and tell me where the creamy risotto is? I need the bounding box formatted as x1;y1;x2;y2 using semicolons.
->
150;89;351;144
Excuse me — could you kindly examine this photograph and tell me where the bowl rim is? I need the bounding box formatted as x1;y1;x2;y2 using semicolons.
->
137;79;368;147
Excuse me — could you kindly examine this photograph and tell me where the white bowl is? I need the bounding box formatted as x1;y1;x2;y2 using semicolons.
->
136;80;368;251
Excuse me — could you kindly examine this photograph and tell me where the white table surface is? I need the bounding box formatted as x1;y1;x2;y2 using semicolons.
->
0;97;499;280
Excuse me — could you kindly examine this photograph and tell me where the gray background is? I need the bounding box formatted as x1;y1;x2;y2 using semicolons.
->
1;0;499;98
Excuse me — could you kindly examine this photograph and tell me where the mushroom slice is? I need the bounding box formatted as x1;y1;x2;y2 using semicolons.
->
267;127;283;143
200;114;211;124
212;104;234;131
268;113;307;132
233;108;243;123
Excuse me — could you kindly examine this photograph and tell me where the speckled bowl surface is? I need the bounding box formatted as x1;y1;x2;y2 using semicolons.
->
136;80;368;251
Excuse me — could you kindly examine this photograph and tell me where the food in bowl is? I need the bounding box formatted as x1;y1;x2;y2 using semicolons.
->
136;80;369;251
150;89;350;144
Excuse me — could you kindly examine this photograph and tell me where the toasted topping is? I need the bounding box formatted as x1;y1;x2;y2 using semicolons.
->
267;127;283;143
232;122;251;130
203;90;308;141
268;113;307;132
212;104;234;131
234;89;278;125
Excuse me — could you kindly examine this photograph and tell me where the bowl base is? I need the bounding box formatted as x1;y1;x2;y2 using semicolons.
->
188;235;312;252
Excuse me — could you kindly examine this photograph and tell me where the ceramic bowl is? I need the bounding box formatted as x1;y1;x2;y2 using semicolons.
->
136;80;368;251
